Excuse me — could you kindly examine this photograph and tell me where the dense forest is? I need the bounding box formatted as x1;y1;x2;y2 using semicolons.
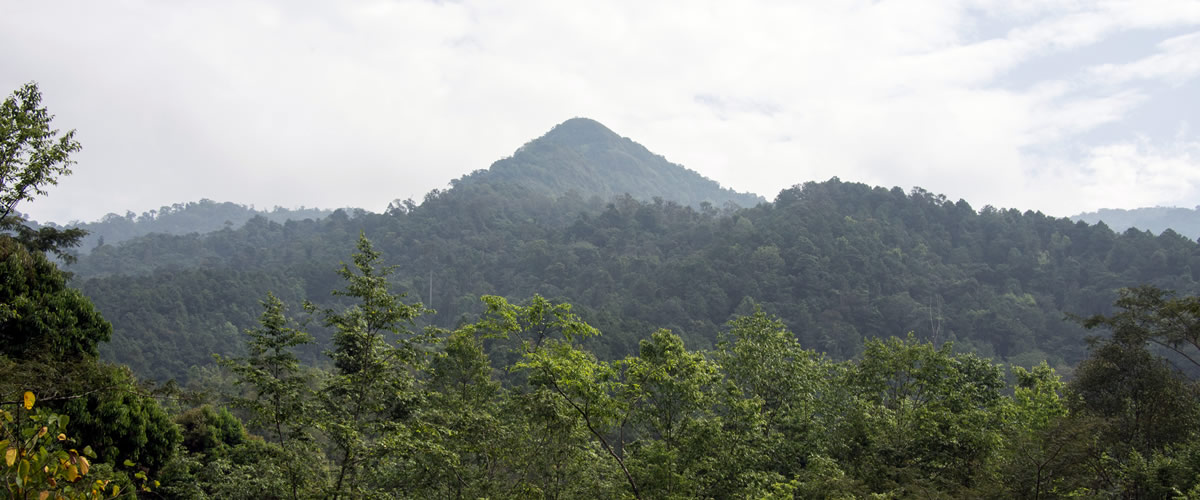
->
8;82;1200;498
66;120;1200;382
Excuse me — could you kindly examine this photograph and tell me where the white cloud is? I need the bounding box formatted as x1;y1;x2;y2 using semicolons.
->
1091;31;1200;85
1;0;1199;222
1023;136;1200;214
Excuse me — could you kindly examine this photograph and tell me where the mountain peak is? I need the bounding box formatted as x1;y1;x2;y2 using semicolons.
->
541;117;620;146
457;118;764;209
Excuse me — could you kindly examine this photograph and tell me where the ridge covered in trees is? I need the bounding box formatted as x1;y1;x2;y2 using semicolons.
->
71;175;1200;382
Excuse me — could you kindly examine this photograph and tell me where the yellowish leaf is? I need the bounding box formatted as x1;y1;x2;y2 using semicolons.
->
78;456;89;475
5;447;15;467
66;464;79;482
37;426;47;438
38;491;48;500
23;391;35;410
111;484;119;496
56;433;66;441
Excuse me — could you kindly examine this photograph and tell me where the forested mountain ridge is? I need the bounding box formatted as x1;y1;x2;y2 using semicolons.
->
453;117;764;209
30;199;333;254
1073;206;1200;240
70;175;1200;382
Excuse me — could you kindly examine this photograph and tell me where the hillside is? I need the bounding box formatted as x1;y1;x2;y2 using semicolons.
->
455;118;764;209
1073;206;1200;241
68;174;1200;382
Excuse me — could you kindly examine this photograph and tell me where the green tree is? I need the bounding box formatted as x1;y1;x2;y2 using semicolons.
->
479;295;641;497
56;363;180;473
717;310;833;464
839;335;1008;495
0;82;107;361
314;233;428;499
219;292;317;500
400;326;507;498
992;363;1095;499
1;82;86;262
517;339;639;498
0;237;111;359
622;329;720;499
1080;285;1200;370
1069;332;1200;459
174;405;245;458
222;293;314;445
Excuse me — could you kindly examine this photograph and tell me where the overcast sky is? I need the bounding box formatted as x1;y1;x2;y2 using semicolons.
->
3;1;1199;223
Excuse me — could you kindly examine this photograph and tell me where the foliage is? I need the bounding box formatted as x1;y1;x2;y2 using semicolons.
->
1;391;123;499
838;335;1008;494
55;363;180;473
175;405;244;457
0;237;111;359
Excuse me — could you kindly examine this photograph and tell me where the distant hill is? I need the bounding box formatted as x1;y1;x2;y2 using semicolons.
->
34;199;334;253
455;118;764;209
1072;207;1200;241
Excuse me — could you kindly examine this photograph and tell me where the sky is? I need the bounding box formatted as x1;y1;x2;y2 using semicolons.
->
2;0;1199;224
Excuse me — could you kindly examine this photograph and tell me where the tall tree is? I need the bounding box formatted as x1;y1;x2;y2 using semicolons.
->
622;329;720;498
1079;285;1200;371
0;82;86;261
315;233;428;499
1070;288;1200;458
219;292;317;500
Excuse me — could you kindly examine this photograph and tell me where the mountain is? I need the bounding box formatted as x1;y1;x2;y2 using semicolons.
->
54;119;1200;383
1072;206;1200;241
455;117;764;208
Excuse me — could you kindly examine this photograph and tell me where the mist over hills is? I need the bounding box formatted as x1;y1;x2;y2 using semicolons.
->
61;119;1200;383
32;200;334;254
1072;206;1200;241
